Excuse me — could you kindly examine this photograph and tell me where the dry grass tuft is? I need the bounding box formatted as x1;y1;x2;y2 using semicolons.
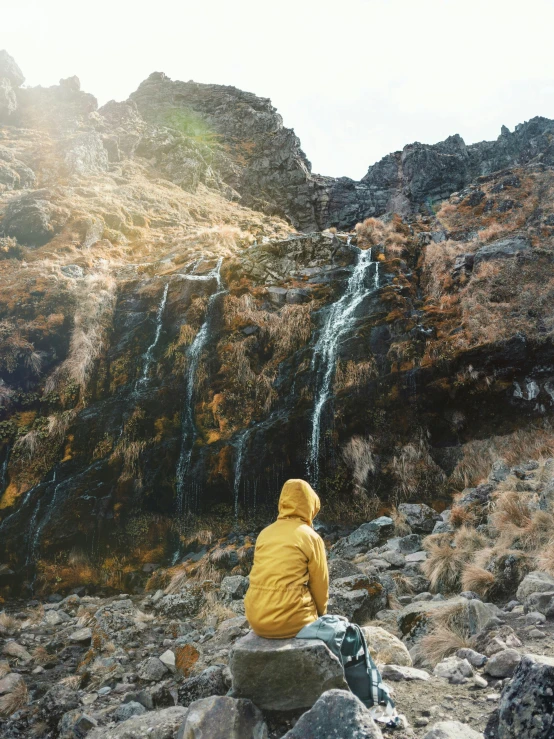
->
0;677;28;717
0;611;18;633
45;271;117;394
422;527;487;594
164;565;189;595
422;537;461;593
334;359;377;393
342;436;375;492
491;490;532;531
390;435;447;504
31;645;51;666
450;426;554;489
0;660;10;678
390;571;415;595
418;623;473;666
390;507;412;537
537;540;554;577
199;590;236;624
461;564;495;596
449;505;475;528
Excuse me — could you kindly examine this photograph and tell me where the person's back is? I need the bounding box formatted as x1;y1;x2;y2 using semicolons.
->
244;479;328;639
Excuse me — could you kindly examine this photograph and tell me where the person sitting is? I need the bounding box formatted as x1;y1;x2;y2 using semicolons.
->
244;477;401;728
245;478;328;639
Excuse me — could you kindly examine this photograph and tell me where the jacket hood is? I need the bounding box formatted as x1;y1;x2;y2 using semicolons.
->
278;479;320;525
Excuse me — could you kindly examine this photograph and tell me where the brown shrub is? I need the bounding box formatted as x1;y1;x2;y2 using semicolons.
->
342;436;375;492
0;677;28;717
537;540;554;577
421;537;461;593
418;623;473;666
450;505;475;528
461;564;495;596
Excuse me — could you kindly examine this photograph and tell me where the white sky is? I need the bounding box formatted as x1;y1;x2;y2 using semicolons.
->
3;0;554;179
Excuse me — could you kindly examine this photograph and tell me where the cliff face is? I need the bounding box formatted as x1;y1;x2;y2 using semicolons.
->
130;72;554;230
1;50;554;592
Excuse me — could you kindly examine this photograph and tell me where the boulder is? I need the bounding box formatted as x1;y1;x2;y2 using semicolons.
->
398;597;501;645
516;570;554;603
488;459;510;484
456;648;487;668
329;574;388;623
397;534;423;554
524;590;554;617
62;132;109;176
229;631;348;711
361;626;412;666
114;701;147;722
397;504;440;534
88;706;187;738
473;236;531;266
491;654;554;738
281;689;383;739
0;671;25;695
2;641;32;662
159;650;176;671
178;665;228;708
0;51;25;87
72;713;98;738
332;517;394;557
328;558;363;580
40;683;80;728
434;656;473;684
155;589;204;619
220;575;249;600
423;720;483;738
484;649;521;678
176;696;267;739
69;627;92;644
138;657;169;682
3;192;70;247
380;664;430;681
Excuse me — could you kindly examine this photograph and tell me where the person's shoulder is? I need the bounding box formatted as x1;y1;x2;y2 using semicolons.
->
298;523;323;542
256;521;278;541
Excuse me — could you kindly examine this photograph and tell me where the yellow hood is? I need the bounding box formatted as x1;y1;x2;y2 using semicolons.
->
277;479;320;526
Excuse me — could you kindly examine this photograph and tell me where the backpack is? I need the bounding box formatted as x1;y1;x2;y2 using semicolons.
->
296;615;400;727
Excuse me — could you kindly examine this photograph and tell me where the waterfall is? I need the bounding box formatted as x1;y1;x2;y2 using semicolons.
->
175;258;225;515
307;246;379;487
233;428;251;521
28;476;63;563
0;445;10;495
136;282;169;388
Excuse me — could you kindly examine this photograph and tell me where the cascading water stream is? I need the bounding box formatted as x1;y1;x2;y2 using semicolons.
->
307;245;380;487
175;258;225;516
232;428;251;521
0;444;10;495
136;282;169;389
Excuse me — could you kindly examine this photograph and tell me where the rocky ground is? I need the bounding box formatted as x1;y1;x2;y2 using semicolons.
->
2;456;554;737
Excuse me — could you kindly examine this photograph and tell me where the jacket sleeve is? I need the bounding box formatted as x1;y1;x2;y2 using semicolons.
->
308;534;329;616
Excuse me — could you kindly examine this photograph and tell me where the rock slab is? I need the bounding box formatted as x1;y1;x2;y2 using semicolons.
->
492;653;554;738
282;689;383;739
177;696;267;739
229;632;348;711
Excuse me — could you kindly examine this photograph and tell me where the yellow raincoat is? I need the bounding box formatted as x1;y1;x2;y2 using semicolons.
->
244;479;329;638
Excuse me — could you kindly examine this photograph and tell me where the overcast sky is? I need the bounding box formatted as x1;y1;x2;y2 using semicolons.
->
3;0;554;179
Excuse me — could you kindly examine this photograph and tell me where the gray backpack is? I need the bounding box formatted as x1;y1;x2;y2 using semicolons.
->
296;615;400;727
